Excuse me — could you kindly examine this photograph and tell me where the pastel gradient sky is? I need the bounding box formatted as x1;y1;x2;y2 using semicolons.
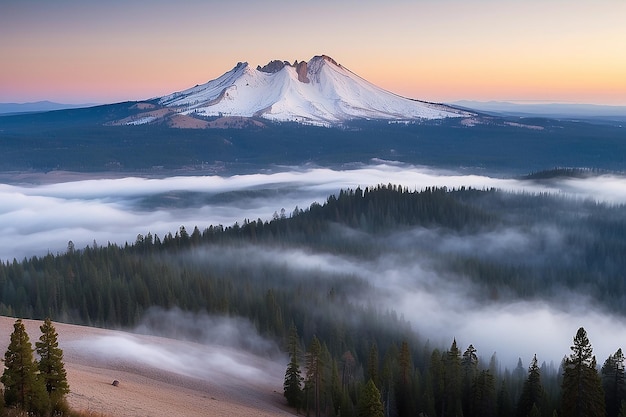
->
2;0;625;105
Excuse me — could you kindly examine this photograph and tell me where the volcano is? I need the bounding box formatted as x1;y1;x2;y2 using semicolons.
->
157;55;471;126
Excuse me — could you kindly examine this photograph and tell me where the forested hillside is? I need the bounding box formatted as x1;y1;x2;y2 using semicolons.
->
1;185;626;416
2;107;626;174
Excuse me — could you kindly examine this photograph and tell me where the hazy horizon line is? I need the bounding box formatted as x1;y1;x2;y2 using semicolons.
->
1;98;625;115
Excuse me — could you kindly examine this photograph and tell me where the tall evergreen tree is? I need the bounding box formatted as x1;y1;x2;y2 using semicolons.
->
489;352;500;376
340;389;356;417
420;349;443;416
36;318;70;407
380;345;397;417
357;379;384;417
517;354;546;417
471;369;497;417
497;380;514;417
462;344;479;417
512;358;527;397
429;348;445;417
443;339;463;417
341;350;356;392
561;327;605;417
602;348;626;417
329;359;343;416
284;324;303;411
305;336;323;417
396;340;415;417
367;342;380;389
1;319;49;415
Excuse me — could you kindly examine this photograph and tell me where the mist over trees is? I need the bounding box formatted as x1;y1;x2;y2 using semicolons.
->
0;184;625;415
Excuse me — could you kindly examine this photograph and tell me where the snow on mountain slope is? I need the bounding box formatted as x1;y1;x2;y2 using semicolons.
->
158;55;472;125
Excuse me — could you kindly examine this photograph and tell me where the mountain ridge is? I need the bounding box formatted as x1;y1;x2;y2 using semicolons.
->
451;100;626;123
0;101;98;115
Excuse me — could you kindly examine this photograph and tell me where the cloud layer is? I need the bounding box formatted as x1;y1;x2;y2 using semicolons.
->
2;164;625;262
68;311;286;388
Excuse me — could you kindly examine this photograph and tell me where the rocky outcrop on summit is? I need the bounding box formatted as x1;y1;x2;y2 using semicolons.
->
316;54;338;66
257;59;310;83
257;60;289;73
295;61;309;83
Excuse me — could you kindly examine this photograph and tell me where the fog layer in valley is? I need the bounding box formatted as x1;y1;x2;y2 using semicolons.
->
179;238;626;369
2;163;626;370
2;163;625;261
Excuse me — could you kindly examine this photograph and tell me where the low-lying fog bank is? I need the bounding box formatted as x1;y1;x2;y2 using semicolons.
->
2;163;624;261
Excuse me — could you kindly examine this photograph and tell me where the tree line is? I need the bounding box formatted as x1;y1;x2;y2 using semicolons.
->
285;325;623;417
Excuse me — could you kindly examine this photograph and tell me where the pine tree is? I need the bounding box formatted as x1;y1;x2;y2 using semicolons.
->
443;339;463;417
512;358;526;400
330;359;343;416
429;348;445;417
471;369;497;417
36;317;70;411
396;340;415;417
305;336;323;417
1;319;49;415
367;342;380;389
340;389;356;417
561;327;605;417
357;379;384;417
497;380;514;417
517;354;546;417
284;324;303;410
602;348;626;417
462;344;479;417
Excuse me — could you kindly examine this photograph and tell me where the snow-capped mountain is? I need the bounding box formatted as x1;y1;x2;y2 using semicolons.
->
158;55;471;125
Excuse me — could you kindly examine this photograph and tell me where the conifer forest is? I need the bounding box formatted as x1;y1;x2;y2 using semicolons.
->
1;183;625;416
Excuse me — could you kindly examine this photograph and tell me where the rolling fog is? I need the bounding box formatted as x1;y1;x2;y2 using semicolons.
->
3;163;626;369
2;163;625;262
67;309;286;388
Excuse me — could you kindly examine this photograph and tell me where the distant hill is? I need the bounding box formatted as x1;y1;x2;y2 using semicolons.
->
0;101;99;115
452;100;626;123
1;102;625;175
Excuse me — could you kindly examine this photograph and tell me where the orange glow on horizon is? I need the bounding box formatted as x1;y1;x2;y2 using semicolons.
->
2;1;625;105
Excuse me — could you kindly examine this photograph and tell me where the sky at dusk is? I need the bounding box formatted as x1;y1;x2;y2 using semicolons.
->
1;0;625;105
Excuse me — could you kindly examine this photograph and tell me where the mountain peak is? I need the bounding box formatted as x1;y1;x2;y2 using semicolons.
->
255;55;343;83
256;60;290;74
311;54;339;66
256;55;340;74
157;54;472;126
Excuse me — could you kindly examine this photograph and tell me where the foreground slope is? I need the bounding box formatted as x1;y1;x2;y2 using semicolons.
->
0;317;292;417
158;55;470;125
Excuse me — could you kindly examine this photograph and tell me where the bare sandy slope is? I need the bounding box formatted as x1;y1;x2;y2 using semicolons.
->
0;317;295;417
